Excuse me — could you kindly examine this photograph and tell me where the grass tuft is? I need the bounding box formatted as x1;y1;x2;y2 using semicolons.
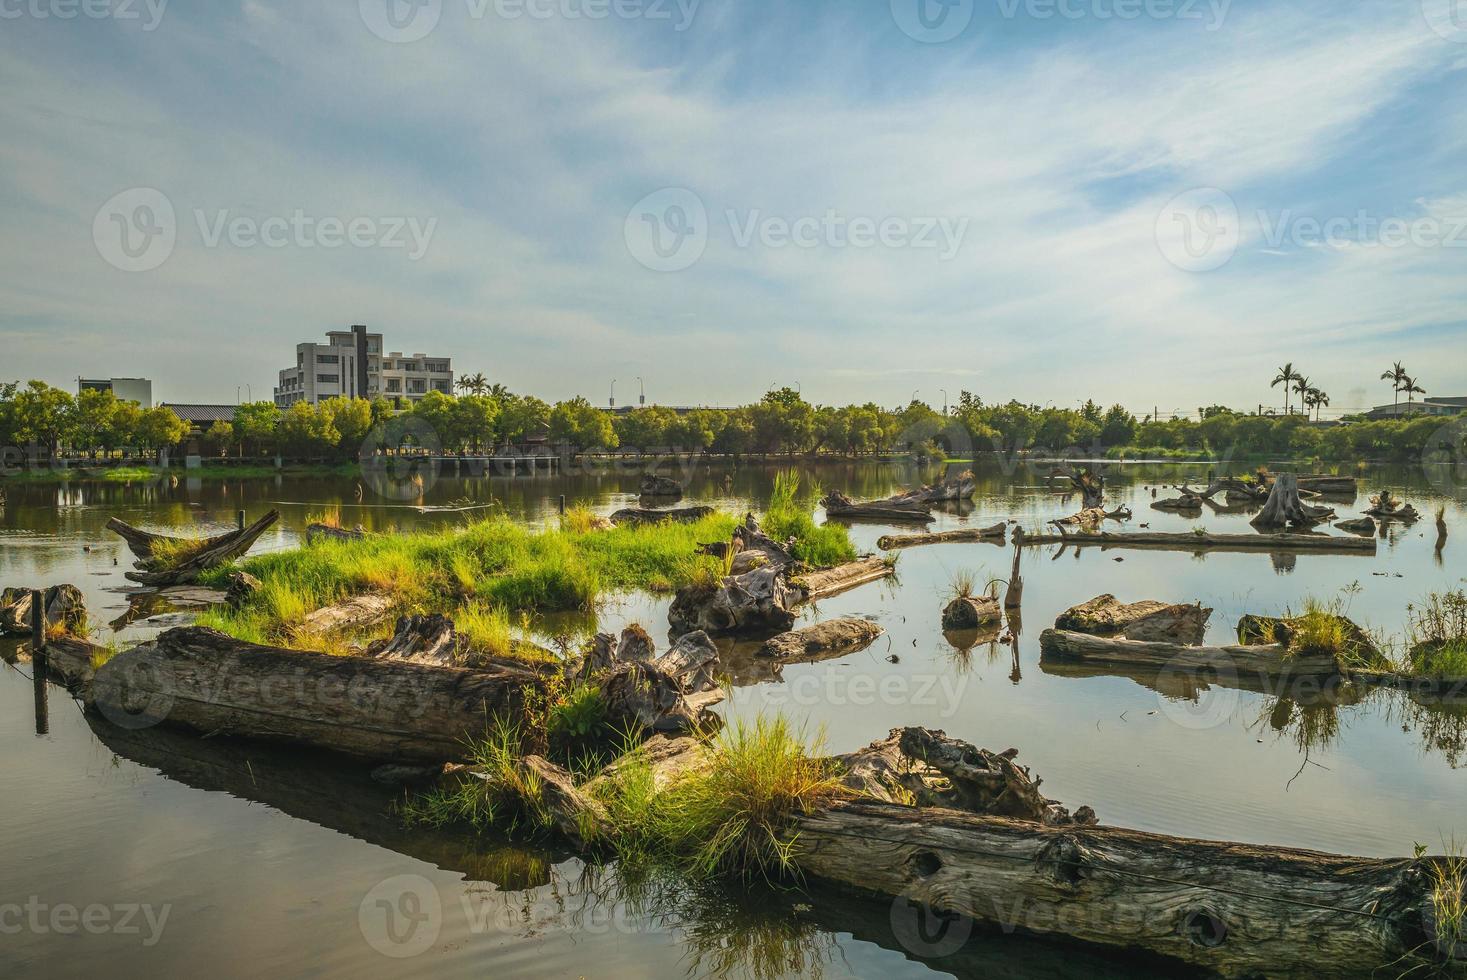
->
764;472;856;568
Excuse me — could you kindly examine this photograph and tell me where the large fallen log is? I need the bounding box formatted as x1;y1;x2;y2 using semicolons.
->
942;594;1002;631
669;565;798;636
0;584;87;637
1039;628;1340;679
877;523;1006;550
1014;527;1376;554
109;511;281;586
1055;595;1211;645
299;592;396;636
305;522;369;545
609;506;714;526
758;618;885;660
1265;474;1359;495
792;557;895;602
820;490;934;524
790;802;1449;979
77;626;546;763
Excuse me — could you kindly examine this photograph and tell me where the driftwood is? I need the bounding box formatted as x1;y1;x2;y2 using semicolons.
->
1252;475;1334;530
942;594;1002;631
1335;517;1376;536
108;511;280;586
79;626;546;763
1015;527;1376;554
670;564;798;636
1236;614;1384;665
224;571;261;608
566;627;726;733
638;474;684;499
299;592;395;636
610;506;714;526
758;618;884;660
1055;595;1211;645
0;584;87;636
1052;506;1131;527
820;490;933;523
1151;492;1205;513
1004;542;1024;610
792;557;895;602
1198;477;1268;503
368;614;460;665
305;523;369;545
790;802;1451;979
1264;474;1359;495
1365;490;1420;523
1039;629;1339;679
877;523;1006;550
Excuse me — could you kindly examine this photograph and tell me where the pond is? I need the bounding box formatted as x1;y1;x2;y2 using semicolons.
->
2;457;1463;978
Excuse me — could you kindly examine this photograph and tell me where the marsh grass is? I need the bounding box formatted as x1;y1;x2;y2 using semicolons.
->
197;512;738;648
1266;595;1386;670
1428;841;1467;966
764;472;856;568
1408;592;1467;680
146;534;212;568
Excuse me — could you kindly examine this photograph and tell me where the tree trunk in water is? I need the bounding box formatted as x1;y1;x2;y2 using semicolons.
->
1054;595;1211;645
1015;528;1375;554
1039;628;1340;678
758;618;885;660
111;511;281;586
1251;475;1334;530
877;523;1007;550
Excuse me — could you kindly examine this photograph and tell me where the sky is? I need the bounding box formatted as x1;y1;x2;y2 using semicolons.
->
1;0;1464;416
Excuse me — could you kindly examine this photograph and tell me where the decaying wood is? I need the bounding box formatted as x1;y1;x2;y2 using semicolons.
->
1198;477;1268;503
820;490;934;523
1052;506;1132;528
1365;490;1421;523
299;592;395;636
110;511;281;586
1252;475;1334;530
519;756;608;848
564;627;725;732
1015;527;1377;554
82;626;546;763
0;584;87;637
942;594;1003;631
305;523;369;545
1055;595;1211;645
758;618;885;660
1004;542;1024;610
1265;474;1359;495
368;614;460;666
610;506;715;526
1039;628;1339;679
670;564;798;636
1236;614;1384;665
876;523;1007;550
790;801;1447;979
638;474;684;499
793;557;895;602
225;571;261;608
1335;517;1376;536
1151;492;1206;513
1438;507;1448;553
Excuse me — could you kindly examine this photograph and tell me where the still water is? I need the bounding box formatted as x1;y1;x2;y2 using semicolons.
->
2;458;1463;978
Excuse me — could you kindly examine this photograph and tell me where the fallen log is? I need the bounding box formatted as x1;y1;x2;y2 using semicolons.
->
79;626;546;763
758;618;884;660
1365;490;1421;523
0;584;87;637
1039;628;1339;678
610;506;714;526
1014;527;1376;554
1335;517;1376;536
790;802;1449;979
891;472;977;504
877;522;1006;550
793;557;895;602
1264;474;1358;495
1055;595;1211;645
1236;614;1385;666
820;490;933;524
1052;506;1132;528
299;592;395;636
111;511;280;586
942;594;1002;631
669;565;798;637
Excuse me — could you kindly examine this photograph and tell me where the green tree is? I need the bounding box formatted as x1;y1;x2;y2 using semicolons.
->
138;405;189;457
234;402;281;456
452;395;500;453
71;387;120;458
549;397;618;450
320;398;374;458
11;381;75;458
204;421;235;457
1271;362;1300;415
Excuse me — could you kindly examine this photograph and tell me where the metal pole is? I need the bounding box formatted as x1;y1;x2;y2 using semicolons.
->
31;589;48;735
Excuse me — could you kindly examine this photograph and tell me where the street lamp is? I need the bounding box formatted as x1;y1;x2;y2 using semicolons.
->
610;380;616;410
940;389;948;416
637;377;645;406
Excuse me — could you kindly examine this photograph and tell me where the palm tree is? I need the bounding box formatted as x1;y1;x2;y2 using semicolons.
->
1271;363;1300;415
455;376;475;395
1292;374;1312;415
1381;362;1408;410
1399;376;1426;410
1304;387;1330;421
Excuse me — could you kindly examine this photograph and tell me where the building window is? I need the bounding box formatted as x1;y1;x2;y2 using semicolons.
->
387;380;402;393
433;380;450;393
402;362;419;372
410;380;426;394
318;374;339;384
317;354;339;364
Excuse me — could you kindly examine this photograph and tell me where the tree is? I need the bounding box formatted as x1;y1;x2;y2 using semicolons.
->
499;395;551;445
71;388;120;458
234;402;281;456
137;405;189;458
1271;363;1300;415
1399;376;1426;409
279;401;338;456
452;395;499;453
1381;362;1408;410
1292;374;1312;415
320;398;374;458
10;381;75;458
1303;388;1330;421
550;397;617;450
204;421;235;457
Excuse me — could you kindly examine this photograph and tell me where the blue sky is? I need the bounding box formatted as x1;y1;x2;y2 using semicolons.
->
1;0;1464;413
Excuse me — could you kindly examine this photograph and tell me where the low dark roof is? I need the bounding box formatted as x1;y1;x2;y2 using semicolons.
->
163;404;237;424
1427;396;1467;407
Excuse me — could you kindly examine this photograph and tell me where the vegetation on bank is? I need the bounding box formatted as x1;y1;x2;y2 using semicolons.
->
763;473;857;567
1408;591;1467;680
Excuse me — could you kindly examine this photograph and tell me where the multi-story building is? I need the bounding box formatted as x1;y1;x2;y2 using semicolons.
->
274;326;453;407
78;377;153;407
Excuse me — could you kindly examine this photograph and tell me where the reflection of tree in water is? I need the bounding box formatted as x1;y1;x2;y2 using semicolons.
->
1270;551;1297;575
1252;683;1370;787
1387;695;1467;770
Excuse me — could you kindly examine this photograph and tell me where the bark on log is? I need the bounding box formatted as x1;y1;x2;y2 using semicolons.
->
793;557;895;602
758;618;885;660
0;584;87;637
1265;474;1359;495
821;491;934;524
83;626;546;763
942;595;1003;631
368;614;460;666
299;592;396;636
224;571;261;609
1365;491;1421;523
1052;506;1131;527
1055;595;1211;645
669;565;798;636
1014;527;1376;554
1335;517;1377;536
1039;628;1339;678
112;511;281;586
877;523;1007;550
610;506;714;526
790;802;1447;979
519;755;608;848
1151;493;1205;513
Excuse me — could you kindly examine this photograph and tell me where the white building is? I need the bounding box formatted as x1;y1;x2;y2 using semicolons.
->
274;327;453;407
79;377;153;408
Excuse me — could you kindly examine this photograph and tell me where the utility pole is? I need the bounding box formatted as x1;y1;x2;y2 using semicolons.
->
609;380;616;410
637;377;645;406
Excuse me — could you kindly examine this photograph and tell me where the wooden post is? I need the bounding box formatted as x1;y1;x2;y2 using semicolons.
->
31;589;48;735
237;510;246;531
559;495;566;516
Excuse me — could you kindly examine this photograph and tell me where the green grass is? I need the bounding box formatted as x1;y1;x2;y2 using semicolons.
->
1263;596;1386;670
145;534;213;568
764;472;857;568
1408;591;1467;679
196;512;739;647
1428;842;1466;964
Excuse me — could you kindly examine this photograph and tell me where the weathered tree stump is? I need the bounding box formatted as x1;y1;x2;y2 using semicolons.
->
0;584;87;637
1252;475;1334;529
942;594;1003;631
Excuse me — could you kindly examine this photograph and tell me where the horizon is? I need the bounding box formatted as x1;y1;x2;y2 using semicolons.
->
2;1;1464;413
